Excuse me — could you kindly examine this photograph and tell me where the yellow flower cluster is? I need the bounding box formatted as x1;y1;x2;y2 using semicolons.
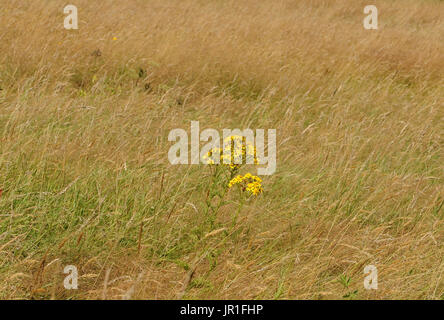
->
202;136;259;169
202;147;221;165
228;173;263;196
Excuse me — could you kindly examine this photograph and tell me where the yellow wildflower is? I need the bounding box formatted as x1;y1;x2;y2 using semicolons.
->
203;136;260;169
228;173;263;196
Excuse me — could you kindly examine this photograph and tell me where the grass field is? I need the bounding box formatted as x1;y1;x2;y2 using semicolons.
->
0;0;443;300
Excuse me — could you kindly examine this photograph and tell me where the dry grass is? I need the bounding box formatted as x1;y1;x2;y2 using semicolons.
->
0;0;443;300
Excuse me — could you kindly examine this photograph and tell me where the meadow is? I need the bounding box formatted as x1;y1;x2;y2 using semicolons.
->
0;0;443;299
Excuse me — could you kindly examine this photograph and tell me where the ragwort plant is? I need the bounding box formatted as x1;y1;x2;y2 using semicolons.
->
202;135;264;230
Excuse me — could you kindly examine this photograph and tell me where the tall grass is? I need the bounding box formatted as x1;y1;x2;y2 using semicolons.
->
0;0;443;299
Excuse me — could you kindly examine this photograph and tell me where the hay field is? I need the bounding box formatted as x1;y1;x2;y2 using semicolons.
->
0;0;443;299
